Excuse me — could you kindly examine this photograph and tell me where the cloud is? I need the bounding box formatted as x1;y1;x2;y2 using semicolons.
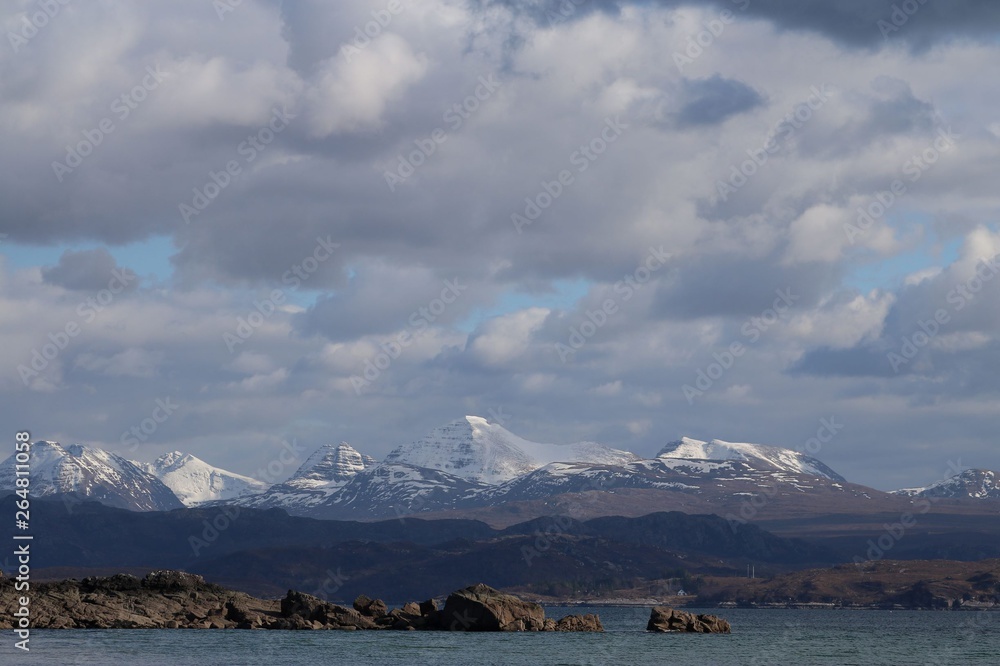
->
468;307;550;366
41;248;134;292
304;33;428;136
3;0;1000;492
75;348;164;378
675;75;764;127
794;227;1000;382
485;0;1000;49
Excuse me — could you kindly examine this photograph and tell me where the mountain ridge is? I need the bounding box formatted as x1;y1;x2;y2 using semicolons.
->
0;442;182;511
891;469;1000;500
7;417;997;516
134;451;270;506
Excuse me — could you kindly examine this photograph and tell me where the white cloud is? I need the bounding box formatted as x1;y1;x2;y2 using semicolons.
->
2;1;1000;487
304;33;427;136
468;308;549;367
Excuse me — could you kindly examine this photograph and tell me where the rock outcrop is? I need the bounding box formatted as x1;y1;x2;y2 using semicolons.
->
353;594;388;618
647;606;731;633
0;573;601;632
440;583;547;631
0;571;262;629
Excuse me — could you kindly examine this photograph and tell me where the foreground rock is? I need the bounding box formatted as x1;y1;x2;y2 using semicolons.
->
441;583;546;631
0;573;600;632
436;583;602;632
647;607;731;633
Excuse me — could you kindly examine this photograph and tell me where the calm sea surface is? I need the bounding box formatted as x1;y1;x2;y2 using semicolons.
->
3;607;998;665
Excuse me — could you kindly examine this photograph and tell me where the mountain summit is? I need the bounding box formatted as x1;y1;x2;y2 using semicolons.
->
0;442;183;511
383;415;639;484
136;451;269;506
892;469;1000;499
656;437;846;482
284;442;377;491
236;442;379;513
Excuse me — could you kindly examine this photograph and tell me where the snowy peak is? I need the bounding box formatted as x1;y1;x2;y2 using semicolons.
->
383;415;639;485
383;416;536;484
22;441;70;468
0;441;183;512
656;437;845;482
892;469;1000;499
139;451;269;506
235;442;379;512
315;461;491;518
155;451;190;469
285;442;376;490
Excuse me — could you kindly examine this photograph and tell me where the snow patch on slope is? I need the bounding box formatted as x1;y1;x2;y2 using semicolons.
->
285;442;376;491
656;437;845;481
891;469;1000;499
0;441;183;511
384;416;640;484
137;451;269;506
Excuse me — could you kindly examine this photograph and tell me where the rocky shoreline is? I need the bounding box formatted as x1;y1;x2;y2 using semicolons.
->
647;607;731;633
0;571;605;632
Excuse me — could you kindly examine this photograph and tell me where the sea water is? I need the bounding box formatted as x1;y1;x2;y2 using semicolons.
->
3;607;997;665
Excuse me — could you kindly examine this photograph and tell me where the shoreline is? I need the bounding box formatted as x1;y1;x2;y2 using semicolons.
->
0;573;605;632
540;600;1000;611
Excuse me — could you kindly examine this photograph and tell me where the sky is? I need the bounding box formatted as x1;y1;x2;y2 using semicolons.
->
2;0;1000;491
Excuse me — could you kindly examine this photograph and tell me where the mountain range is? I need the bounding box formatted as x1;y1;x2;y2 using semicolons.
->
1;416;997;519
891;469;1000;500
0;442;182;512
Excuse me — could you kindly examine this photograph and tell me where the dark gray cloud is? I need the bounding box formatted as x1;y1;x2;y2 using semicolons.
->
676;76;764;127
483;0;1000;49
791;344;898;378
649;253;836;320
41;248;134;292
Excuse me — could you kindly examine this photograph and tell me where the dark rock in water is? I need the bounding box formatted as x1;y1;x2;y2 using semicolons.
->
437;583;601;632
419;599;440;627
280;590;376;630
353;594;388;618
0;571;601;632
280;590;326;620
647;607;731;634
386;602;426;630
439;583;547;631
555;613;604;632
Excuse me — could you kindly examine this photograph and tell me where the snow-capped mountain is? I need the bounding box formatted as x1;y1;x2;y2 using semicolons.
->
891;469;1000;500
246;423;856;520
0;442;183;511
656;437;846;482
286;443;377;491
135;451;270;506
475;460;696;504
307;462;489;519
383;415;639;484
13;421;969;522
238;442;378;511
474;452;856;510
